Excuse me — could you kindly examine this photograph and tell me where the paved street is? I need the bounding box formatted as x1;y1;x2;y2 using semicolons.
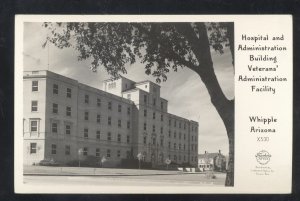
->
23;166;226;187
24;173;225;187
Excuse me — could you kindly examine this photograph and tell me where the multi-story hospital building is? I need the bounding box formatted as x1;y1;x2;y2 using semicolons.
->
23;70;199;167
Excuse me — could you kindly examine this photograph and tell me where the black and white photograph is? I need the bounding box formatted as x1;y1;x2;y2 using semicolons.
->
21;20;234;190
14;15;292;194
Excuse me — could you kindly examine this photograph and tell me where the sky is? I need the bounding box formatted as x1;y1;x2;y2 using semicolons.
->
23;22;234;155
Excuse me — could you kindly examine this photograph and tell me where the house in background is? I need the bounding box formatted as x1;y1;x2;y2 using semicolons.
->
198;150;227;172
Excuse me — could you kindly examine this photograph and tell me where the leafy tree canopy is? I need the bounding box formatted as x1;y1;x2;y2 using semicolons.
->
43;22;231;83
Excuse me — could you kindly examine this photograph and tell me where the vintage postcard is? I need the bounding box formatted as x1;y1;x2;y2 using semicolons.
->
14;15;293;193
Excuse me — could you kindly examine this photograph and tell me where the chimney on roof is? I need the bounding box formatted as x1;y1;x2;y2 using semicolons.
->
205;151;207;154
219;150;221;154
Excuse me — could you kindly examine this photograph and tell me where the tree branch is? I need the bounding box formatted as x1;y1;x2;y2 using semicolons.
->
133;23;199;72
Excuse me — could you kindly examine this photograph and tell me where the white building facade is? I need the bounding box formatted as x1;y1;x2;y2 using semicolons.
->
23;70;198;167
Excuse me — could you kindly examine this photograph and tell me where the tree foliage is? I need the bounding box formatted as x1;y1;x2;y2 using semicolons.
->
43;22;232;83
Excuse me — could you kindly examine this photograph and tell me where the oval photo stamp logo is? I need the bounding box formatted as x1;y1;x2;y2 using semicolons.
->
255;150;271;165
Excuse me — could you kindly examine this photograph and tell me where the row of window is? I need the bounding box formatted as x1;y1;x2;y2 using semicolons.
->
83;128;131;143
32;81;72;98
167;154;198;162
142;137;197;152
29;142;197;162
32;81;131;113
85;95;131;115
52;103;72;117
143;112;198;132
29;120;196;145
127;93;164;110
30;143;130;158
142;123;197;142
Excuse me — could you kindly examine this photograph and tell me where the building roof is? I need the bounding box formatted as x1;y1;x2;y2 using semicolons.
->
198;152;225;158
135;80;161;88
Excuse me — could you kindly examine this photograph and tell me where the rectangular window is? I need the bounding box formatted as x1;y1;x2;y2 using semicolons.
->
32;81;38;91
179;144;181;150
174;143;177;150
108;117;112;126
152;137;156;145
174;132;176;138
84;111;89;121
53;84;58;94
144;109;147;117
52;122;58;133
108;102;112;110
30;121;38;132
107;132;111;141
168;130;171;137
153;112;155;119
153;98;156;106
97;114;101;123
65;124;71;135
118;119;122;128
160;138;164;146
127;121;130;129
179;122;182;128
161;102;163;110
66;106;71;117
168;142;171;148
144;123;147;131
85;94;89;104
84;128;88;139
169;119;171;126
107;149;111;158
174;120;177;127
96;148;100;157
160;127;163;134
152;125;155;132
179;133;181;139
127;107;131;115
144;95;147;104
184;123;186;130
52;103;58;114
184;144;186;150
184;134;186;140
31;101;38;112
117;134;121;142
96;130;100;140
30;143;37;154
161;114;163;121
65;145;70;155
97;98;101;107
126;151;130;159
127;135;130;143
117;150;121;157
118;104;122;112
143;136;147;144
51;144;57;154
83;147;88;156
67;88;71;98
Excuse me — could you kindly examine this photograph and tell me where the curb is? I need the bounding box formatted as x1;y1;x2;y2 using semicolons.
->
23;172;206;177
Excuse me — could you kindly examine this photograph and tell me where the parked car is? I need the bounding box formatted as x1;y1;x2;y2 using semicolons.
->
38;158;59;166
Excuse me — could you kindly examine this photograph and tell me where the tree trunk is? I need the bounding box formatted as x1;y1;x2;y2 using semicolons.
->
175;23;235;186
